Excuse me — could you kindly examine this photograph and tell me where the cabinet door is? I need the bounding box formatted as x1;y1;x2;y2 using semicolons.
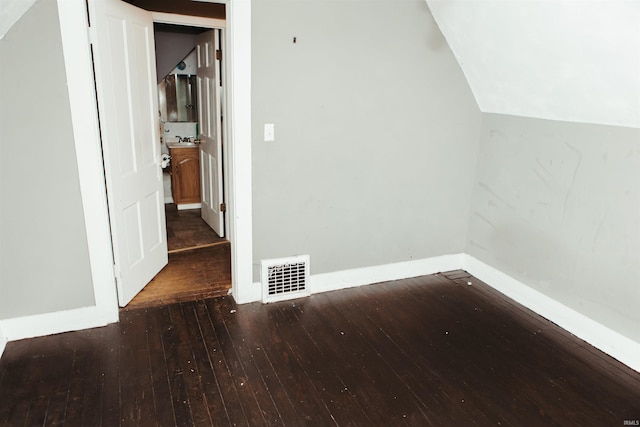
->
172;149;201;205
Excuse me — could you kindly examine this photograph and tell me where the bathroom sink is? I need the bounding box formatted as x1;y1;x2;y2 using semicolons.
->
166;141;199;148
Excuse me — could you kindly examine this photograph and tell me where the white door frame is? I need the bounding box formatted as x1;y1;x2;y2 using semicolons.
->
157;17;226;237
56;0;253;327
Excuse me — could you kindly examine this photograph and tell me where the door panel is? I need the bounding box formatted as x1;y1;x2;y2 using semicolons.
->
197;29;225;237
89;0;168;306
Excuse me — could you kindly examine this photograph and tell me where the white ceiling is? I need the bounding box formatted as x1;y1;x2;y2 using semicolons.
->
426;0;640;128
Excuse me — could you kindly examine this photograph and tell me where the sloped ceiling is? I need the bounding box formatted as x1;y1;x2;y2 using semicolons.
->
426;0;640;128
0;0;37;40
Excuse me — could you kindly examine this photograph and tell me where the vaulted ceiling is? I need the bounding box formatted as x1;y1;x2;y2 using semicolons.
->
3;0;638;128
426;0;640;128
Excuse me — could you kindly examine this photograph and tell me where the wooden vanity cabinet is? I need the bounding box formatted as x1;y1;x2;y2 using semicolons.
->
169;146;201;205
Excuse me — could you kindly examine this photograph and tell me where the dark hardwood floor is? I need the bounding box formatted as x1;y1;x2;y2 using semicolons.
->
127;204;231;309
1;271;639;426
165;204;226;253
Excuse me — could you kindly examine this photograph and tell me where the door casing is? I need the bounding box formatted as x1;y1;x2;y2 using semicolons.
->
57;0;254;327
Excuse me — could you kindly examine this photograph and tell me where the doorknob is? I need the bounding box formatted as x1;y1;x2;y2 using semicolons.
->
160;154;171;168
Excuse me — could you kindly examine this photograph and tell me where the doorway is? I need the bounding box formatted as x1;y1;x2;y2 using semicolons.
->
57;0;253;330
126;20;232;309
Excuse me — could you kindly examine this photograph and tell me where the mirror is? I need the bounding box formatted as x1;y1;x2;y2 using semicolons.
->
158;74;197;122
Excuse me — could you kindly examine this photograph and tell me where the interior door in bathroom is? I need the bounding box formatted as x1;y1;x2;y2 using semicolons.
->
197;29;225;238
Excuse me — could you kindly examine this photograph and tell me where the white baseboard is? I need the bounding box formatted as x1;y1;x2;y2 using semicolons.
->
462;254;640;373
238;253;465;305
0;323;6;359
310;253;464;295
0;304;118;343
176;203;201;210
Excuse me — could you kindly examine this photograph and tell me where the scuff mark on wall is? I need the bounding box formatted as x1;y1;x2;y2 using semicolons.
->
562;141;583;220
478;182;516;211
474;212;496;230
591;208;609;251
533;167;553;191
469;114;640;342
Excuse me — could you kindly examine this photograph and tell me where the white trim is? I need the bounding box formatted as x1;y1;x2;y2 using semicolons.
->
462;254;640;373
57;0;119;324
0;323;6;359
176;203;202;210
311;254;464;295
151;12;225;28
244;254;465;304
225;0;253;304
0;306;117;342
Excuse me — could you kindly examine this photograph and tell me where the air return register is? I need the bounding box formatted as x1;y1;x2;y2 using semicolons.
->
261;255;310;303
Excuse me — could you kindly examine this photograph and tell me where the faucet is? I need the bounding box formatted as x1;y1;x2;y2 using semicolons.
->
174;135;193;144
175;135;189;143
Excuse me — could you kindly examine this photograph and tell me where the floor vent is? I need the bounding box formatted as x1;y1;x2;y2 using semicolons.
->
261;255;310;303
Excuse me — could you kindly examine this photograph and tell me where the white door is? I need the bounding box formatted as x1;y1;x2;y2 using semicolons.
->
88;0;168;306
197;29;225;237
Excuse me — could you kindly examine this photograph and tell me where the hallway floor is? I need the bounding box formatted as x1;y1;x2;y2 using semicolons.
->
126;204;231;309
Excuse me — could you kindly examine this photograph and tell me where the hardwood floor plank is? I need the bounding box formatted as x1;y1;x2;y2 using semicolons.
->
297;293;426;425
205;298;267;426
196;299;250;426
213;297;285;426
168;303;214;426
24;396;49;426
0;353;26;425
164;204;225;253
96;326;121;427
385;277;569;423
43;391;68;427
334;281;508;425
157;305;195;426
268;300;373;426
118;309;156;426
222;301;334;425
64;341;97;426
2;396;29;426
146;307;180;426
229;302;306;426
181;302;231;425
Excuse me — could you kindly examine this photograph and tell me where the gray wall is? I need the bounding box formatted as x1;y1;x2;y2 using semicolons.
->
0;0;95;319
251;0;482;280
154;30;197;83
468;114;640;342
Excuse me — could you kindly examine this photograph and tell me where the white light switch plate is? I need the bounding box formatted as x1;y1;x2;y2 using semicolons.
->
264;124;275;141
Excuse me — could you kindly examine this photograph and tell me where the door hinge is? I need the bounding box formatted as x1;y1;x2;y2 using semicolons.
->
87;26;97;45
113;264;121;282
220;203;226;212
216;49;222;61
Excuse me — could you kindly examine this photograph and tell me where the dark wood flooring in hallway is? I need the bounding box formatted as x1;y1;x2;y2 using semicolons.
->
126;204;231;309
1;271;638;426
